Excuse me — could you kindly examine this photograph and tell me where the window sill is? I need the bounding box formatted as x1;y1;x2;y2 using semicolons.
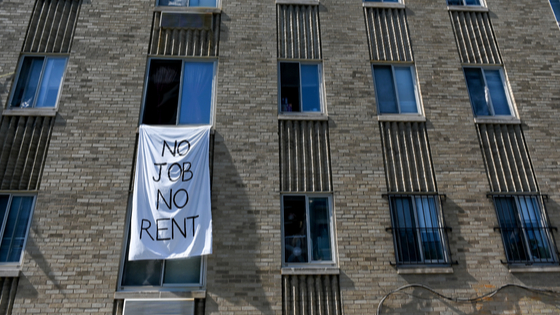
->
363;2;405;9
278;113;328;121
2;108;57;117
377;114;426;122
0;269;21;277
396;266;453;275
154;6;221;13
447;5;488;12
115;290;206;299
474;116;521;124
508;265;560;273
276;0;319;5
281;267;339;275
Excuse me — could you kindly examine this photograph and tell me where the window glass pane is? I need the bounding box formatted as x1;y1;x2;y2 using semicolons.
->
373;66;398;114
414;196;443;261
465;0;480;5
11;57;44;108
300;64;321;112
191;0;216;6
447;0;463;4
35;57;67;108
551;0;560;21
394;67;418;113
494;197;528;262
283;196;308;263
122;259;163;286
484;70;511;116
158;0;188;5
0;196;33;263
280;63;301;112
179;62;214;125
143;60;182;125
464;68;490;116
163;256;202;284
308;197;331;261
0;196;9;226
392;197;419;263
517;197;552;260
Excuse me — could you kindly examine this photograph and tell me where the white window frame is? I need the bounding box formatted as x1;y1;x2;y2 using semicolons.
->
371;63;423;116
7;54;68;113
117;195;206;292
463;66;516;119
278;61;326;115
139;57;218;127
281;194;337;267
388;194;450;266
0;194;36;274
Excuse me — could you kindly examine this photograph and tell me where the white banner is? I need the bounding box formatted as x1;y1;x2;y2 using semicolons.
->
129;125;212;261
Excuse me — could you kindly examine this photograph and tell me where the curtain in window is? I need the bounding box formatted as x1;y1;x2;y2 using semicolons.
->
484;70;510;115
374;66;398;114
392;197;420;263
36;57;67;108
394;67;417;113
300;64;321;112
517;196;553;261
414;196;444;261
464;68;490;116
179;62;214;125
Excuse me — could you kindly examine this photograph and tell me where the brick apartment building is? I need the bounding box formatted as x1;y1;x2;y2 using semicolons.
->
1;0;560;314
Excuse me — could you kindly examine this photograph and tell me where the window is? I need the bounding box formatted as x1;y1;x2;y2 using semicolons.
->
157;0;217;7
279;62;323;113
120;253;204;288
550;0;560;22
463;67;513;117
372;65;420;114
389;195;449;265
282;195;335;265
10;56;68;109
493;196;558;265
447;0;482;6
364;0;399;2
141;59;216;125
0;195;35;265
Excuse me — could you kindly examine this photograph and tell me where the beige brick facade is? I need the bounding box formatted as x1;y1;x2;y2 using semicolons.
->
1;0;560;314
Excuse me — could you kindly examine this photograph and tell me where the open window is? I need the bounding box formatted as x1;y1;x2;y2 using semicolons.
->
141;59;216;126
9;56;68;109
279;62;324;113
463;67;514;118
282;195;335;266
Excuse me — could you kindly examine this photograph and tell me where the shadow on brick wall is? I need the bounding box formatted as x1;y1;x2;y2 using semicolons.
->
204;131;275;314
